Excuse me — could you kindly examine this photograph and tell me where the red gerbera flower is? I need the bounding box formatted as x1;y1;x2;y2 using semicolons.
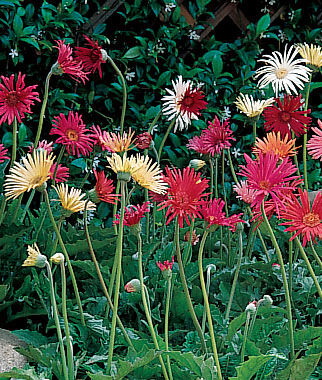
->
186;135;210;155
0;143;9;163
280;189;322;246
158;166;209;228
178;85;208;118
50;111;93;157
157;256;174;271
0;72;40;125
49;163;69;183
93;170;119;204
202;117;235;156
263;95;311;138
238;153;300;214
135;132;152;150
199;198;244;232
149;190;168;204
114;202;150;226
307;119;322;161
54;40;88;83
74;35;107;78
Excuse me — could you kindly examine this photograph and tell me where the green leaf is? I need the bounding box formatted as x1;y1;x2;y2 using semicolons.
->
309;82;322;93
87;374;113;380
256;14;270;37
18;123;27;144
277;353;321;380
12;329;48;347
123;46;144;59
20;37;40;49
229;355;272;380
212;52;223;78
71;158;87;170
172;5;181;23
0;368;40;380
0;284;8;301
156;70;171;88
13;14;23;37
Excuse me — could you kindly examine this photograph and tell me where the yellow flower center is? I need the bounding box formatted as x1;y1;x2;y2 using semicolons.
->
30;175;43;185
275;67;288;79
302;212;320;228
259;180;271;191
67;129;79;141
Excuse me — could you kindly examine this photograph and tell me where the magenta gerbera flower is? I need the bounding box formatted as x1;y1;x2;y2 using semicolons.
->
263;95;311;138
0;72;40;125
186;134;210;155
201;117;235;156
0;143;9;163
157;256;174;271
49;163;69;183
74;35;107;78
158;166;209;228
50;111;93;157
29;140;54;154
54;40;88;83
238;152;300;214
114;202;150;226
307;119;322;161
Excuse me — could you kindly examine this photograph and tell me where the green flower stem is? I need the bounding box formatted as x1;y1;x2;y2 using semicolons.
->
261;202;295;358
83;201;134;349
113;180;121;235
34;209;47;241
152;202;156;239
34;71;53;148
59;261;74;380
137;232;170;380
53;146;66;185
19;189;36;223
147;110;162;135
9;193;22;225
225;227;243;322
209;156;214;200
106;181;126;373
198;229;222;380
221;151;231;259
240;311;251;363
291;132;302;180
165;277;174;380
80;152;95;189
289;239;294;300
45;261;69;380
157;119;176;162
50;215;64;257
145;188;150;242
202;265;214;334
252;121;256;144
11;118;18;167
151;143;159;164
214;155;218;199
105;55;127;135
295;236;322;299
244;224;256;258
183;218;194;266
44;189;86;326
309;240;322;269
126;184;137;205
175;220;207;353
303;77;312;191
227;149;239;185
0;197;7;225
257;229;270;262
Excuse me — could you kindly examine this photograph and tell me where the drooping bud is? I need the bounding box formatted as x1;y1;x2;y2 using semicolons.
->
189;159;206;171
22;244;47;268
50;253;65;265
124;279;141;293
245;300;257;314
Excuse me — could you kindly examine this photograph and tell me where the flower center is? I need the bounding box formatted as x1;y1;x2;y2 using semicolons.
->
182;96;194;107
275;67;288;79
281;112;291;121
31;176;43;186
67;129;79;141
302;212;320;227
6;91;19;106
259;180;271;191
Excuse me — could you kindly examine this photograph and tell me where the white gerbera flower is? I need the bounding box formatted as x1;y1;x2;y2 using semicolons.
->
162;75;207;132
254;45;312;95
234;93;275;118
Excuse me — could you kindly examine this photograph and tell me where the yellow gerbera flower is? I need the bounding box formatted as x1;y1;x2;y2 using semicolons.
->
297;43;322;70
106;153;136;174
22;243;47;268
252;131;298;159
100;128;135;152
4;150;55;199
131;154;168;194
234;93;275;118
53;183;96;214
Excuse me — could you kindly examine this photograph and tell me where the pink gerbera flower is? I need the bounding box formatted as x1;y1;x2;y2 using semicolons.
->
202;117;235;156
0;72;40;125
49;163;69;183
29;140;54;154
93;170;119;204
233;180;257;204
74;35;107;78
53;40;88;83
263;95;311;138
114;202;150;226
158;166;209;228
238;152;300;214
307;119;322;161
0;143;9;163
50;111;93;157
280;189;322;246
157;256;174;271
186;135;210;155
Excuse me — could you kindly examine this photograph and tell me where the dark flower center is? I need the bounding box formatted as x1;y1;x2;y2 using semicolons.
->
6;91;19;106
281;112;291;122
302;212;320;227
67;129;79;141
182;96;194;107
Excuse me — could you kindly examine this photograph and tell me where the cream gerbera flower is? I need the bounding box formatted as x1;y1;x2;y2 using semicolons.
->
234;93;274;118
4;150;55;199
22;243;47;268
106;153;136;175
131;154;168;194
255;45;312;95
296;43;322;70
53;183;96;214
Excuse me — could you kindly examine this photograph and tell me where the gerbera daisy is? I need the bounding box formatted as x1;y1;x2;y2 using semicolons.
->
199;198;244;232
53;40;88;83
263;95;311;138
29;140;54;154
0;143;9;163
307;119;322;161
74;35;107;78
49;163;69;183
4;150;54;199
135;132;152;150
131;154;168;194
22;243;47;268
162;76;207;132
280;189;322;246
233;180;257;204
90;170;119;204
0;72;40;125
114;201;150;227
106;153;136;178
189;159;206;171
53;183;96;214
184;230;200;245
149;190;168;204
50;111;93;157
157;256;174;271
98;128;135;153
234;93;274;118
297;43;322;70
158;166;209;227
238;152;300;214
252;131;297;159
202;117;235;156
255;45;311;95
186;135;210;155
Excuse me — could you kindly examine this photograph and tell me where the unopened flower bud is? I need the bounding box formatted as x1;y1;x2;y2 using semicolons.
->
184;230;200;245
124;279;141;293
88;188;100;204
157;256;174;280
22;244;47;268
263;295;273;305
189;159;206;171
272;263;280;269
50;253;65;265
101;49;108;62
135;132;153;150
245;300;257;314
